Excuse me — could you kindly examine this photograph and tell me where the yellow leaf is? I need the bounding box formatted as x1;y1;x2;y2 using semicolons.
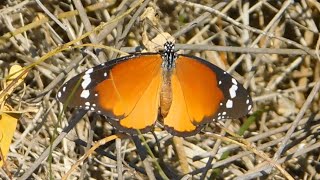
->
0;64;27;108
0;113;18;167
7;64;26;82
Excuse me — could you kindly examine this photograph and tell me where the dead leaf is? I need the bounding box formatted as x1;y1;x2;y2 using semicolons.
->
0;64;26;167
140;7;160;26
142;31;175;52
0;113;18;167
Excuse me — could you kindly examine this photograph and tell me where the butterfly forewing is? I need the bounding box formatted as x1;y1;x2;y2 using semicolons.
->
57;54;163;133
92;54;162;132
163;55;224;136
163;55;252;136
181;55;252;121
57;55;132;111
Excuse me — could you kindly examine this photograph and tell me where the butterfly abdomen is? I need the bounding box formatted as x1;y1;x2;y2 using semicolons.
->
159;68;173;118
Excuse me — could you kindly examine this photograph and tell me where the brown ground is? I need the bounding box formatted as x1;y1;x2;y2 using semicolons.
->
0;0;320;179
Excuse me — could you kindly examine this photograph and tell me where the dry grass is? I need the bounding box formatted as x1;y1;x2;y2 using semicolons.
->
1;0;320;179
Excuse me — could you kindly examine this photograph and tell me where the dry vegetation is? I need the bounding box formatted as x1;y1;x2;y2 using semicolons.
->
1;0;320;179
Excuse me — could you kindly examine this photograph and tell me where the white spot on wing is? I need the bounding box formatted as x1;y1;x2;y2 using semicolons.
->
57;91;61;98
246;99;249;104
104;72;107;77
85;68;93;74
248;105;252;111
62;86;66;92
226;99;233;108
80;90;90;98
85;102;90;106
232;78;237;85
82;74;91;89
219;81;222;85
229;84;238;98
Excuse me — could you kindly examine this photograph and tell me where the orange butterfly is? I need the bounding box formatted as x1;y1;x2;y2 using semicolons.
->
57;42;252;136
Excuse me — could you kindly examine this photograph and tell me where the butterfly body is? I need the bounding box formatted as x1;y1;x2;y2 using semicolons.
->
159;68;173;118
57;42;252;136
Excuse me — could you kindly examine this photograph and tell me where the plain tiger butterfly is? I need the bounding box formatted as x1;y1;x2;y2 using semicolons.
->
57;42;252;136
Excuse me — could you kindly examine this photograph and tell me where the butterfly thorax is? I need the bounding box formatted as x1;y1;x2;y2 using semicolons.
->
159;41;177;118
161;41;177;70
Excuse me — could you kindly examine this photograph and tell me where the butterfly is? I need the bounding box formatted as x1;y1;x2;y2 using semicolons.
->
57;41;252;137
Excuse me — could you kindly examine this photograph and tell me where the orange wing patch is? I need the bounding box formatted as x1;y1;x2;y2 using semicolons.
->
164;56;224;135
163;73;198;133
119;69;161;129
95;55;162;130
